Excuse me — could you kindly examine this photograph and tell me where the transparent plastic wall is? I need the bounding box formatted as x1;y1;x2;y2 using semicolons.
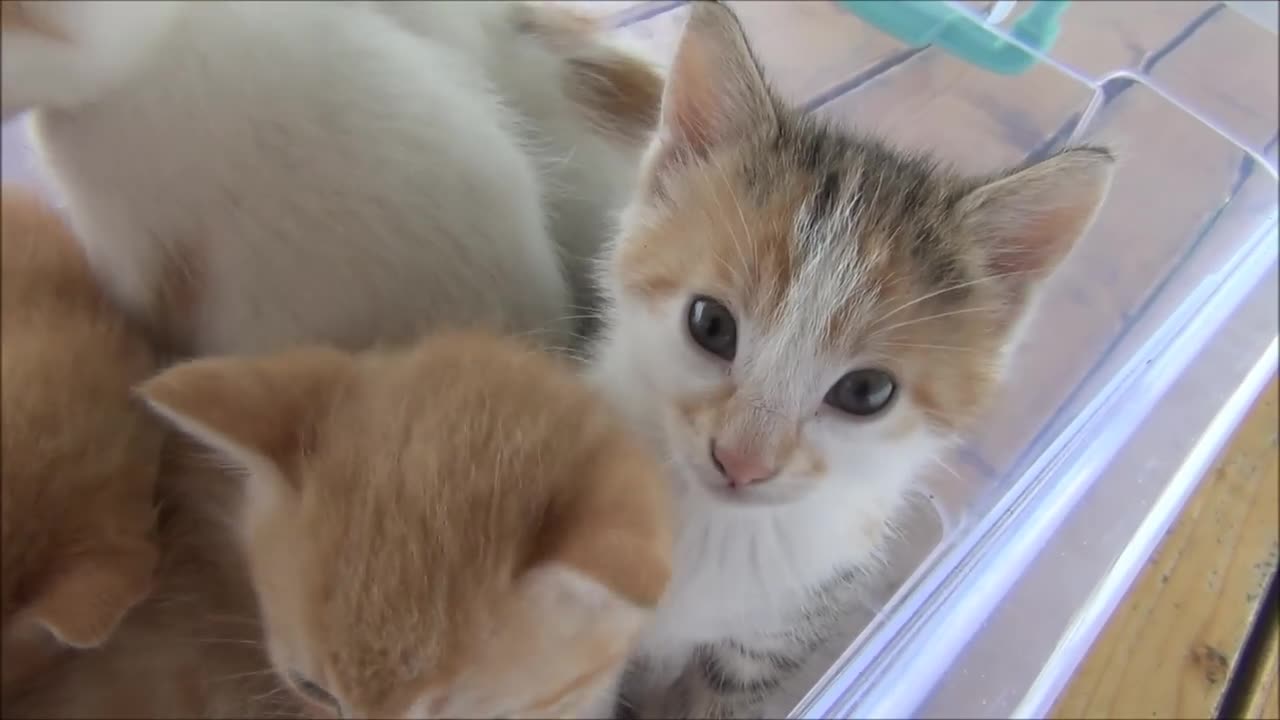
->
786;2;1278;717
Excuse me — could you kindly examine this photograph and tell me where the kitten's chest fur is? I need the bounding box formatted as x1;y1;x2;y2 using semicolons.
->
639;473;903;661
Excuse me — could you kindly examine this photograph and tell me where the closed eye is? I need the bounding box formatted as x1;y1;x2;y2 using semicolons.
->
287;670;340;713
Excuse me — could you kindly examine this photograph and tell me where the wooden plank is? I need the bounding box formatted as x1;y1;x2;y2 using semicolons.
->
1240;616;1280;719
1051;378;1280;719
1146;7;1280;156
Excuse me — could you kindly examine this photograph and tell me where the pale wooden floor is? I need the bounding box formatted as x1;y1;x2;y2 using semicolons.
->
1053;378;1279;718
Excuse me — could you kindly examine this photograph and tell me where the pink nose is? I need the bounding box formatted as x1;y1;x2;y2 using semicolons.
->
710;442;776;487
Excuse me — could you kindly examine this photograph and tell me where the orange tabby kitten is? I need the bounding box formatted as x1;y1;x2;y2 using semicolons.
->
1;188;165;703
139;331;673;718
4;440;299;719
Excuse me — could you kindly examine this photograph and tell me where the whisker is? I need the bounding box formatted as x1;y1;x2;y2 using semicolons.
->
878;342;982;353
714;153;759;275
871;306;1001;337
695;158;751;287
871;270;1033;327
212;667;279;684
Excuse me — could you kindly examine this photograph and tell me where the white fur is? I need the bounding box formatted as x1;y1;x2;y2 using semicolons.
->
372;1;655;315
589;229;948;692
2;1;647;356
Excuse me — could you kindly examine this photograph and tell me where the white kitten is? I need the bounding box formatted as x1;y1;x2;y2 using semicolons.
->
588;3;1113;717
373;1;663;317
0;0;658;356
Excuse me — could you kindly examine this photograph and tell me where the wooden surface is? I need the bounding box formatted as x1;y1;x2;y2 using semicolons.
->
1239;615;1279;720
1052;378;1280;719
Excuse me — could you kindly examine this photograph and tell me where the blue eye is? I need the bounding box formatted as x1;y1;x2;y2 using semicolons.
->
825;368;896;417
687;296;737;361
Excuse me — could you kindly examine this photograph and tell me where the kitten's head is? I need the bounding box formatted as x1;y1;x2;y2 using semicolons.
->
140;332;672;719
1;189;162;698
599;1;1113;507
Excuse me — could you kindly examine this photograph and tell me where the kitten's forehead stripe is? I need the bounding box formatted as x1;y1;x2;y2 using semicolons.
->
751;114;978;330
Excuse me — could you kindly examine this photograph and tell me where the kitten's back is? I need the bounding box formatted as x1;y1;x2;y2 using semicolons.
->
0;188;165;701
3;1;572;356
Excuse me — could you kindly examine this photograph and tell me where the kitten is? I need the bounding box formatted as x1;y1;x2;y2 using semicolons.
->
372;1;664;320
138;331;673;718
4;441;299;719
0;188;165;703
0;1;655;357
588;2;1115;717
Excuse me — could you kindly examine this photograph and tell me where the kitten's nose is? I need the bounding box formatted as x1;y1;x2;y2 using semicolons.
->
710;442;776;487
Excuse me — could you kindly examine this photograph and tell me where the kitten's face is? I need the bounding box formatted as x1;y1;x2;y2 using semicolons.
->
141;334;670;719
600;2;1113;508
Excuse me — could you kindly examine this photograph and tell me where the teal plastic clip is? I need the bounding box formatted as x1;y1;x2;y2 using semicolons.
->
835;1;1070;76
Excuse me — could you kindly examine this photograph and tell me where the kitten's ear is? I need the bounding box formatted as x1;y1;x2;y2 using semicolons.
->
647;1;777;182
960;146;1115;300
528;441;672;614
138;348;353;484
24;547;156;648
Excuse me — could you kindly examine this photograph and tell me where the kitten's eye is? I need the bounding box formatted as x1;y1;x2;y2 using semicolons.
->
825;368;897;417
687;296;737;361
287;671;339;711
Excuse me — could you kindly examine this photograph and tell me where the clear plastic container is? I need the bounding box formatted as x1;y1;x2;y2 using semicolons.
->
3;2;1276;717
783;2;1279;717
608;1;1277;716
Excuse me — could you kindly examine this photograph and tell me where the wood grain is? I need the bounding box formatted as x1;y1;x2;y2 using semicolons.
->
1240;616;1279;720
1051;378;1280;719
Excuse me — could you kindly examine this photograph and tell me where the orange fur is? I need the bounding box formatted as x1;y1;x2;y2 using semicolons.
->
140;332;673;718
4;439;300;719
0;188;165;703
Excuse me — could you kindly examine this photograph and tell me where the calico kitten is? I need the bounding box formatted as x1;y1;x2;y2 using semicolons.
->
588;2;1115;716
4;441;299;719
139;331;673;718
0;188;165;704
0;1;656;357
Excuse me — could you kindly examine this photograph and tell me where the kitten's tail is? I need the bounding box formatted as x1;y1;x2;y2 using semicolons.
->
1;0;182;120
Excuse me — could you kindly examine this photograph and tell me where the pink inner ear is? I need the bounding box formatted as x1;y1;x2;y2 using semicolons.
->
663;43;720;157
963;149;1114;284
986;205;1083;278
